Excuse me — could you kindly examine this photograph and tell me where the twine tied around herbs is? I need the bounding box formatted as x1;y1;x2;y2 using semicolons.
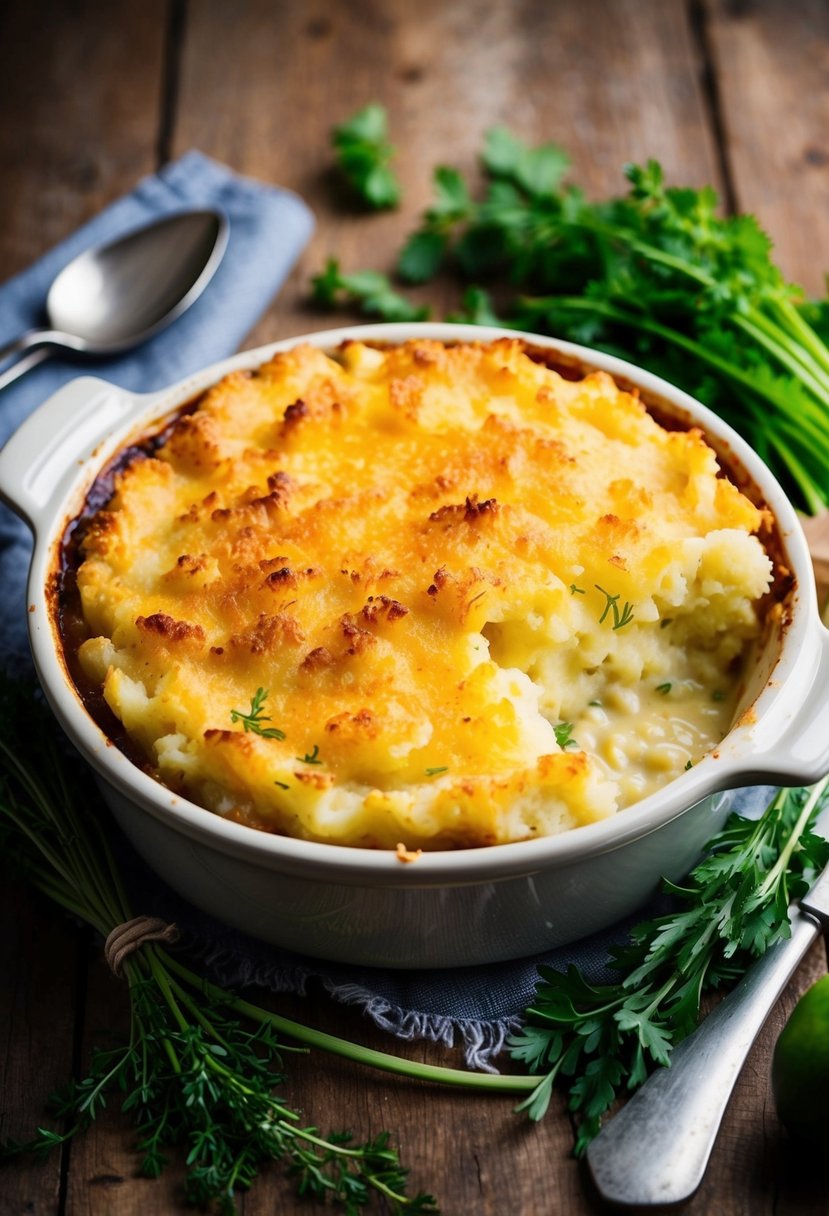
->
104;915;180;976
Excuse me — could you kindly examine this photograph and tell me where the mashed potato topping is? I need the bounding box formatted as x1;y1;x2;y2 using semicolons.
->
74;339;772;848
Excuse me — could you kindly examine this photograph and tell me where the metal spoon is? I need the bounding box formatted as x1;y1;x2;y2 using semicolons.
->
0;209;229;391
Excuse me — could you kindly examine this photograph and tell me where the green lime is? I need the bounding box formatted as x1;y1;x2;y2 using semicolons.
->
772;973;829;1148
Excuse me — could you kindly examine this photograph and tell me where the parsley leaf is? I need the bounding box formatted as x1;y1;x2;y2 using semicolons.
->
332;104;401;209
314;127;829;513
553;722;578;750
508;781;829;1151
312;257;429;322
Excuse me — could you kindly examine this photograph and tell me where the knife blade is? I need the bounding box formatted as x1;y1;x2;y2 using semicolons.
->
586;792;829;1209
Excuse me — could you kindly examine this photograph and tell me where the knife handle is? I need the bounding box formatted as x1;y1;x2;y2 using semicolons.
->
586;908;819;1209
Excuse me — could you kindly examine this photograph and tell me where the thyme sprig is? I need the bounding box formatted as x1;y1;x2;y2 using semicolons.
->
229;687;286;740
298;743;323;765
594;585;635;630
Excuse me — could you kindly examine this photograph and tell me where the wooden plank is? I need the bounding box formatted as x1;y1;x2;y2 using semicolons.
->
0;0;169;278
704;0;829;296
0;882;81;1216
0;2;169;1213
63;949;187;1216
171;0;722;347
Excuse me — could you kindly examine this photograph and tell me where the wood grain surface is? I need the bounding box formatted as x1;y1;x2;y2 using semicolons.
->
1;1;828;1213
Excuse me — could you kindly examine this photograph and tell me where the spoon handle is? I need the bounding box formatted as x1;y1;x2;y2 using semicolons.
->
0;345;53;392
586;906;820;1208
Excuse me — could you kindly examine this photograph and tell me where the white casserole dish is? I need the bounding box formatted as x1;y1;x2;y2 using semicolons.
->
2;322;828;969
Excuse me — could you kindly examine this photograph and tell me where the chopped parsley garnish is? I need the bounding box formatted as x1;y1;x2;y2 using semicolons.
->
656;682;672;695
569;583;586;595
230;688;286;740
425;766;449;777
588;699;602;707
594;584;635;630
274;780;290;790
297;744;323;765
712;689;726;702
554;722;578;749
685;759;694;770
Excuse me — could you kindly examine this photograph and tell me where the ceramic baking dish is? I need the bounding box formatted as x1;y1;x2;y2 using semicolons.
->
2;322;827;968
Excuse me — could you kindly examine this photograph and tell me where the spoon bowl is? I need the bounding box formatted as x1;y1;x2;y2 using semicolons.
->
0;209;229;388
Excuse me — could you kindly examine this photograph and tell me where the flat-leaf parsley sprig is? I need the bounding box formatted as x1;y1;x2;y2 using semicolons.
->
508;778;829;1153
314;123;829;514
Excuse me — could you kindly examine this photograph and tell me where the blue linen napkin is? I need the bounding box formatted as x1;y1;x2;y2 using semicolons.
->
0;157;768;1071
0;150;314;667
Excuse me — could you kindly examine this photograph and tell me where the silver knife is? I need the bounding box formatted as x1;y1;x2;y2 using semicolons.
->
586;796;829;1209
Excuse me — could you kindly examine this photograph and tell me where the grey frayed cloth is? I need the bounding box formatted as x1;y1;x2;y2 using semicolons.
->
0;154;771;1069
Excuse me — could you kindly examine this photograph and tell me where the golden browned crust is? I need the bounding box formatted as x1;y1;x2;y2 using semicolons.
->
72;339;773;848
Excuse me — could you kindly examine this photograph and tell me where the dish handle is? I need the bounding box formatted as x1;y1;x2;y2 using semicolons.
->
0;376;141;532
746;624;829;786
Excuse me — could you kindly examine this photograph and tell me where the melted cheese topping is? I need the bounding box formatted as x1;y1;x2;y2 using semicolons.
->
75;339;772;848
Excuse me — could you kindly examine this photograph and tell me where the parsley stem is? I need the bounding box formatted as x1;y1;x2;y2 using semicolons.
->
773;298;829;377
756;774;829;902
162;954;537;1094
735;313;829;402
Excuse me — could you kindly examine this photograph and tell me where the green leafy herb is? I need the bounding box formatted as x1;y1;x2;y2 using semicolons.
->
425;766;449;777
312;257;429;323
508;779;829;1151
594;585;635;630
0;679;444;1213
230;687;286;740
553;722;578;750
332;104;401;209
569;584;586;596
656;682;672;695
274;780;291;790
315;128;829;513
4;677;829;1185
712;689;726;702
298;744;323;765
684;760;694;770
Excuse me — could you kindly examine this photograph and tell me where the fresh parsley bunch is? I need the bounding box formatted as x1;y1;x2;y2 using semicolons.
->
332;104;401;209
315;125;829;513
508;780;829;1153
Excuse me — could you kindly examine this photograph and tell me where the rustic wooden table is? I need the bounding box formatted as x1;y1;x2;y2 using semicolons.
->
3;1;829;1212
